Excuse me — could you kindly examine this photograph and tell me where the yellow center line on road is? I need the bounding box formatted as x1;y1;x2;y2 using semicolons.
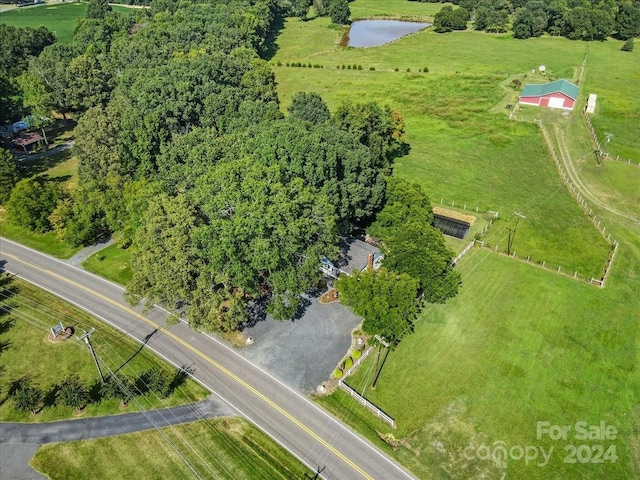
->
5;253;374;480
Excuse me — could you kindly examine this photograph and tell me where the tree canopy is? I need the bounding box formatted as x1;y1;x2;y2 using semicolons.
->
336;268;420;347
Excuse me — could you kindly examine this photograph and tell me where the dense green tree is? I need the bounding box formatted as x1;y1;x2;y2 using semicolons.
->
143;367;171;397
228;120;387;231
48;187;110;247
621;37;634;50
0;148;21;204
434;6;469;32
336;268;420;347
513;5;549;38
287;92;331;124
6;178;63;233
13;384;42;414
563;6;615;40
332;101;406;172
0;74;23;124
434;6;456;33
0;25;56;78
58;375;90;411
291;0;311;19
616;3;640;39
86;0;113;20
66;53;113;111
326;0;351;24
369;177;461;303
75;104;122;184
193;159;338;320
127;193;203;308
22;44;77;118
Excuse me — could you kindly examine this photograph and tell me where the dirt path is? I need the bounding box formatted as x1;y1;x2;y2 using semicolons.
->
552;123;640;225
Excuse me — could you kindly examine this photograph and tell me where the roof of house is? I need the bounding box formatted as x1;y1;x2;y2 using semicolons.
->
12;132;44;147
520;79;579;100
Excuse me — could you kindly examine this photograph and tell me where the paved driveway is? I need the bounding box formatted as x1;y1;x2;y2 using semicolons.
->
241;239;379;392
241;293;362;392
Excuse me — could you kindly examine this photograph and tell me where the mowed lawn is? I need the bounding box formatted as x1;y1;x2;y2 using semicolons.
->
339;246;640;480
272;18;612;276
31;418;309;480
0;276;209;422
0;2;135;44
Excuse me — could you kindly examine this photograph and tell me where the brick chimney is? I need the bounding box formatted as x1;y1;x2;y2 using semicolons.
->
367;253;374;271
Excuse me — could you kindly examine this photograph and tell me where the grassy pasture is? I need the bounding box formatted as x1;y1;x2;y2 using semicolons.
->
0;276;209;422
0;2;134;44
272;20;612;276
336;245;640;479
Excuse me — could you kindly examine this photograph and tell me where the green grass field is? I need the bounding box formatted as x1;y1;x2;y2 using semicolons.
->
0;2;135;44
82;243;133;285
30;417;309;480
271;18;614;277
277;2;640;479
0;275;209;422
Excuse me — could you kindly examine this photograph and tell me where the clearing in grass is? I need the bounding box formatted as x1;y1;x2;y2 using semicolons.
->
30;418;309;480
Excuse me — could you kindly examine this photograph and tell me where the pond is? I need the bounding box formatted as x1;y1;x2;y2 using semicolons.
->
347;19;430;48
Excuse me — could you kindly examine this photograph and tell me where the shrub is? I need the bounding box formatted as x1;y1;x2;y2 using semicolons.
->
622;38;634;52
394;67;399;71
347;65;351;69
333;368;343;379
358;65;363;70
341;64;346;69
369;66;375;71
58;375;90;410
352;349;362;360
423;66;429;72
276;61;282;66
344;357;354;369
13;385;42;414
407;68;411;72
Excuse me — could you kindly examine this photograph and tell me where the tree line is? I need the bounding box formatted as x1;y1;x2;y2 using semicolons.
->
425;0;640;41
1;0;460;346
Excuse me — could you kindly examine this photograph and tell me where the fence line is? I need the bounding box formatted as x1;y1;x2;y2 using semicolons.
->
451;240;475;265
342;346;373;378
582;112;639;167
337;381;396;428
537;122;617;287
336;345;396;427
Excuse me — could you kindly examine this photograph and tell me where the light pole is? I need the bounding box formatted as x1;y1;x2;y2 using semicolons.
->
507;211;526;256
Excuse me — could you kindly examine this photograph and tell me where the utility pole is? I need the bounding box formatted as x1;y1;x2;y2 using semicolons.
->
507;212;526;256
372;334;390;388
304;466;325;479
77;328;105;384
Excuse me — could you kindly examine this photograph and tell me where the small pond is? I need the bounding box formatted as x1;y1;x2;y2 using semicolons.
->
347;20;430;48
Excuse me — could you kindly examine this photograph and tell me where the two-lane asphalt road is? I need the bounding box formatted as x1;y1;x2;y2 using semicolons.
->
0;238;417;480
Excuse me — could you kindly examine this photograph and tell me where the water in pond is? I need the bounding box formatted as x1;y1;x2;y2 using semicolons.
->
347;20;430;48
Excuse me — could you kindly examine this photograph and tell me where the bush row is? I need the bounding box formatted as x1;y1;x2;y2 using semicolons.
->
273;61;429;73
8;367;187;414
332;348;364;379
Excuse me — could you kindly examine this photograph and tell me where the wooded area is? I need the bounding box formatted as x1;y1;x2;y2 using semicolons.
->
1;0;458;338
426;0;640;40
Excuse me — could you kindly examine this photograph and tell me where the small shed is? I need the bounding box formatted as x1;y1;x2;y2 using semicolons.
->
518;79;578;110
585;94;597;114
432;207;476;239
12;132;45;153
